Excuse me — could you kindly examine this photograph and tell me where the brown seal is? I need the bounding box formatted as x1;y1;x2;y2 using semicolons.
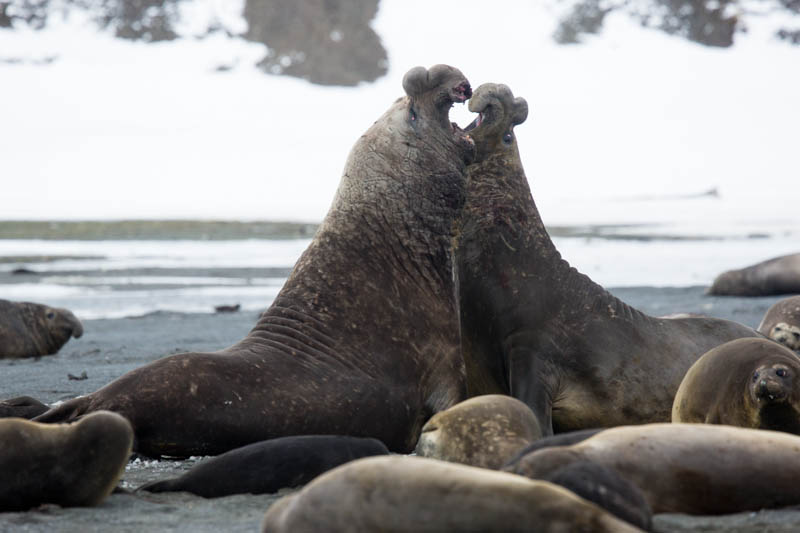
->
0;396;50;419
456;83;759;435
260;455;644;532
707;252;800;296
504;423;800;515
0;299;83;358
34;65;475;457
758;295;800;351
414;394;543;469
672;337;800;433
0;411;133;512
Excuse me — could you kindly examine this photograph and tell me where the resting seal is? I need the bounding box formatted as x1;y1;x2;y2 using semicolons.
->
504;423;800;515
414;394;542;469
758;295;800;351
34;65;475;457
456;83;758;435
0;411;133;512
0;299;83;358
260;455;643;532
0;396;49;419
672;337;800;433
138;435;389;497
707;252;800;296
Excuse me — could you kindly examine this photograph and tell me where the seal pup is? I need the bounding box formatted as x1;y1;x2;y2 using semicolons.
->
260;455;644;533
456;83;759;435
758;295;800;351
34;65;475;457
0;411;133;512
707;252;800;296
414;394;543;469
672;337;800;433
0;299;83;358
504;423;800;515
138;435;389;497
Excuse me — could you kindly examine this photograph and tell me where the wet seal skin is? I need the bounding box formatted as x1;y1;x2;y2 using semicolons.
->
455;83;759;435
0;299;83;358
672;337;800;434
707;252;800;296
32;65;474;458
260;455;644;533
0;411;133;512
758;295;800;352
138;435;389;497
504;423;800;515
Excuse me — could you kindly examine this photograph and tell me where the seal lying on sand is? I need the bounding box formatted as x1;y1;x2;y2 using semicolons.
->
456;83;758;435
672;338;800;433
707;252;800;296
759;295;800;351
139;435;388;497
260;455;644;533
0;411;133;512
34;65;475;457
504;423;800;515
0;396;49;419
0;299;83;358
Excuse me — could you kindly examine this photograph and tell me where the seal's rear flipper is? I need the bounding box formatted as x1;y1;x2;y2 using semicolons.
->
32;395;90;424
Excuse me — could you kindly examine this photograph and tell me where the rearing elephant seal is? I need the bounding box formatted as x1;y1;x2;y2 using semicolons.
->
0;299;83;358
707;252;800;296
758;295;800;351
34;65;475;457
456;83;758;435
672;337;800;433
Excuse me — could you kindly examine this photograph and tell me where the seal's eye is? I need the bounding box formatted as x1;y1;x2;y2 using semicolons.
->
777;368;788;377
794;332;800;339
46;312;55;319
409;108;417;123
753;372;760;382
502;132;513;144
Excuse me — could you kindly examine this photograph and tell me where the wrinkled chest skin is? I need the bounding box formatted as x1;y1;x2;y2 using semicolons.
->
33;65;475;457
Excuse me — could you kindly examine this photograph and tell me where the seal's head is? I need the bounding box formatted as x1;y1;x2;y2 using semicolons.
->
465;83;528;164
769;323;800;351
750;363;794;405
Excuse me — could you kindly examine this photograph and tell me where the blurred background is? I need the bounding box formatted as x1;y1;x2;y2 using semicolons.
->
0;0;798;319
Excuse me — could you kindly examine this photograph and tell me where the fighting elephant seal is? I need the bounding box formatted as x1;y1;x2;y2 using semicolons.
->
759;295;800;351
34;65;475;457
504;423;800;515
414;394;543;469
260;455;643;532
456;83;758;435
138;435;389;497
0;299;83;358
0;411;133;512
672;338;800;433
707;252;800;296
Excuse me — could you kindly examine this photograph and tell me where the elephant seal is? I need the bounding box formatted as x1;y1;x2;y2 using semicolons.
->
138;435;389;497
707;252;800;296
0;396;49;419
0;299;83;358
672;337;800;433
504;423;800;515
0;411;133;512
759;295;800;351
414;394;543;469
260;455;643;533
34;65;475;457
456;83;759;435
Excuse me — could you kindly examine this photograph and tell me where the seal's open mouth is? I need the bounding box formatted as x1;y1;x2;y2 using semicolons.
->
450;81;472;103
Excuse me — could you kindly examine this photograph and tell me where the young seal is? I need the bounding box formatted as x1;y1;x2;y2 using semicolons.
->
0;411;133;512
138;435;389;497
456;83;758;435
758;295;800;351
672;337;800;433
504;423;800;515
34;65;475;457
0;299;83;358
260;455;644;533
414;394;543;469
707;252;800;296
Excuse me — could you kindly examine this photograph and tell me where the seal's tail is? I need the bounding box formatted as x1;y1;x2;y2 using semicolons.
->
33;395;91;424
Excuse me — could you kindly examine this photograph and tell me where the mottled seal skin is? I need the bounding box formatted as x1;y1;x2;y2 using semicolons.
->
0;411;133;512
0;396;49;419
672;338;800;433
708;252;800;296
34;65;475;457
759;295;800;351
504;423;800;515
0;299;83;358
456;83;759;436
138;435;389;497
414;394;542;469
260;455;644;533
